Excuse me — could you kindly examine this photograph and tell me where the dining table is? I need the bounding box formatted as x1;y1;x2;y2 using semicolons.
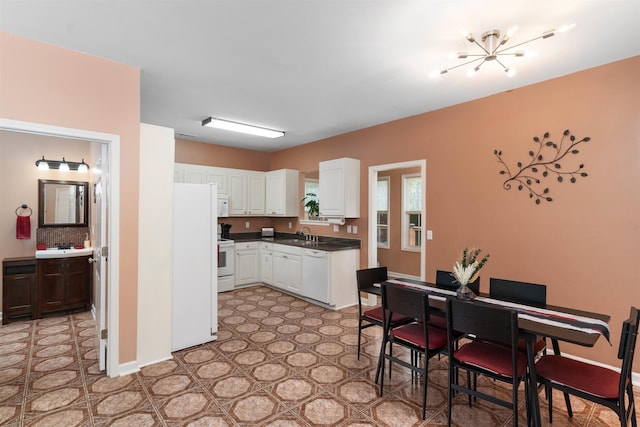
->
363;278;611;427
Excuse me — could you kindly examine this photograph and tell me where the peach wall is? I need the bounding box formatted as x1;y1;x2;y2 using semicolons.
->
175;138;270;171
0;32;141;364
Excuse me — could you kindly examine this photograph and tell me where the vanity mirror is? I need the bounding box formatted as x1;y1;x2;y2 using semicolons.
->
38;179;89;227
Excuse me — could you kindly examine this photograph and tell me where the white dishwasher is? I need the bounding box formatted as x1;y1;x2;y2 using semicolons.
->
302;248;330;304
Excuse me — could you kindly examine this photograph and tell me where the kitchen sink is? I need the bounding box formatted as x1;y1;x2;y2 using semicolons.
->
35;247;93;259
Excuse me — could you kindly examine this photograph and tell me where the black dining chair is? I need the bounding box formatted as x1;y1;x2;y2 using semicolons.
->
379;281;448;420
445;298;530;427
429;270;481;331
535;306;638;426
355;267;412;360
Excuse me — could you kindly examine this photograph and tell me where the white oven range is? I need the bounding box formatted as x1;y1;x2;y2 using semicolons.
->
218;238;235;292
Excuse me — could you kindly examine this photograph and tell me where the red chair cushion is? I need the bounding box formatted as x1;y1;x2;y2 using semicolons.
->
517;338;546;354
535;355;622;399
391;323;448;350
363;307;411;324
427;315;447;330
454;341;527;378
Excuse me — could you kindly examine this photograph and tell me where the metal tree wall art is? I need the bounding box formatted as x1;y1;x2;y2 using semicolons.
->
494;129;590;204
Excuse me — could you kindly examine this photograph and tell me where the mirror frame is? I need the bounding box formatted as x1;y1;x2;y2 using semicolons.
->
38;179;90;227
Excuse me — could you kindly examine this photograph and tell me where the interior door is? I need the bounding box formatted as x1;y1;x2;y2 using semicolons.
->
94;146;108;372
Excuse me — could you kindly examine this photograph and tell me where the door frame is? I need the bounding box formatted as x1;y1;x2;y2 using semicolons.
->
368;160;426;280
0;118;121;377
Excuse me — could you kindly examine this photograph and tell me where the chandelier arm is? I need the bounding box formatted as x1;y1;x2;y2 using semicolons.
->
494;58;510;72
496;35;544;53
471;39;491;55
443;57;484;73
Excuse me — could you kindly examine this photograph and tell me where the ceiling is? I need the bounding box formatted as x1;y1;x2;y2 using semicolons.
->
1;0;638;152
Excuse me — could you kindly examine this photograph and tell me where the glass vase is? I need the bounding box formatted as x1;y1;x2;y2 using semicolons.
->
456;283;476;300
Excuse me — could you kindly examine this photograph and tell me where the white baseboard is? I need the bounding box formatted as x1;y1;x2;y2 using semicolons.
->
138;355;173;369
118;360;140;377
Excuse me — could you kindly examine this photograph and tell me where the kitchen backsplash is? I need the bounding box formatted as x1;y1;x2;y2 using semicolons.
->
37;227;89;247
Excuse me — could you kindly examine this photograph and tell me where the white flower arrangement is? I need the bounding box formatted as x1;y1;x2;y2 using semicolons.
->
452;247;490;286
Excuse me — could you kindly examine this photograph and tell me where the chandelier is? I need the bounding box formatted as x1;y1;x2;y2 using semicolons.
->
438;24;575;77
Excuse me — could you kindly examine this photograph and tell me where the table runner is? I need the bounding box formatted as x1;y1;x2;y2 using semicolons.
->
386;279;611;343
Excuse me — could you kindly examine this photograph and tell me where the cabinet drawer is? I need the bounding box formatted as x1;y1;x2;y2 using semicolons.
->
236;241;259;251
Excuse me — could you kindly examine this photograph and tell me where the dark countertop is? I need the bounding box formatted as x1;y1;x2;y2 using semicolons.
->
229;232;360;252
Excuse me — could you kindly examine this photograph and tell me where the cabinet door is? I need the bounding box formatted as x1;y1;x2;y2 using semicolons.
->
285;255;302;294
228;173;247;215
184;165;208;184
206;167;228;194
2;274;36;321
236;250;259;285
174;164;185;183
260;251;273;285
272;253;288;290
37;259;67;314
319;162;345;216
246;173;265;215
65;257;90;309
265;171;285;215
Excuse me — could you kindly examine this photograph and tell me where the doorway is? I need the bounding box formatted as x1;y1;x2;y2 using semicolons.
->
0;118;120;377
368;160;426;281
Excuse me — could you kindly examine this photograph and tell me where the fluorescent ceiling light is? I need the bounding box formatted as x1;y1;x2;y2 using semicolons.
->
202;117;285;138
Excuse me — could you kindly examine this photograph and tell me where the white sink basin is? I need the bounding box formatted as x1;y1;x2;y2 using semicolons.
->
35;247;93;259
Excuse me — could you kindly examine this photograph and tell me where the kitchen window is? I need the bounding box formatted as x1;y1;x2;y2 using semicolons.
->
377;177;389;248
402;173;422;252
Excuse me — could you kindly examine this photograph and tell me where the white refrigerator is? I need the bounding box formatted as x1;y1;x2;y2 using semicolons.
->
172;183;218;351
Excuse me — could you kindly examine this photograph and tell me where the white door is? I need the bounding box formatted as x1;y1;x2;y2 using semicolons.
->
94;146;108;372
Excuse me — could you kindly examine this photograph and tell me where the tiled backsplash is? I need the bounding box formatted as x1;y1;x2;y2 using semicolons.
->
36;227;89;247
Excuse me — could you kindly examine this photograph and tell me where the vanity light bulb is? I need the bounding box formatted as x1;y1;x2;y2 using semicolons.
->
38;161;49;171
59;159;70;172
78;160;89;173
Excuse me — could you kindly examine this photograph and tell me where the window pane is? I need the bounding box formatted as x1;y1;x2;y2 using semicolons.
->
405;176;421;211
377;179;388;211
377;211;388;225
377;226;388;245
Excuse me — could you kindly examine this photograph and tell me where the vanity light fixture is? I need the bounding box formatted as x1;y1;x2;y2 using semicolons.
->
35;156;90;173
434;23;575;77
202;117;285;138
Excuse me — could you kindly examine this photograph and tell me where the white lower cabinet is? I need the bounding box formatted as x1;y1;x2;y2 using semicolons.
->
272;244;302;294
235;242;259;286
259;242;273;285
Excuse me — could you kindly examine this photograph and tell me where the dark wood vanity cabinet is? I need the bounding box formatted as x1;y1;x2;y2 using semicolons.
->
37;256;91;317
2;257;37;324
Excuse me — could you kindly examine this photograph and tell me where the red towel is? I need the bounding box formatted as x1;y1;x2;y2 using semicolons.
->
16;216;31;239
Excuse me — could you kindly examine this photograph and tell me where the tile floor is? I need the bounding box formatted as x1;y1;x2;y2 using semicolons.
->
1;285;637;426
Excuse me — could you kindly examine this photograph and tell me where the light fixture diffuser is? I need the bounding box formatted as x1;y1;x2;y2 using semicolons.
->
202;117;285;138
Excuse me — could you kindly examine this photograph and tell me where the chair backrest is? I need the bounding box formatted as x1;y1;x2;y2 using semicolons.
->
381;282;429;324
489;277;546;308
436;269;480;295
618;306;639;391
446;298;518;347
356;267;388;291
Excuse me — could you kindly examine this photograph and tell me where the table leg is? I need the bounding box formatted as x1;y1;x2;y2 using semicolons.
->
526;339;541;427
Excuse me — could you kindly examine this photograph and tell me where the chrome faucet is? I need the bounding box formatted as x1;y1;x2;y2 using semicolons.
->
301;226;312;240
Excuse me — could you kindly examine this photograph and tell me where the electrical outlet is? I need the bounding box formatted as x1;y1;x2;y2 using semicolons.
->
352;225;358;234
245;221;250;229
427;230;433;240
288;222;292;229
346;225;352;233
333;225;339;232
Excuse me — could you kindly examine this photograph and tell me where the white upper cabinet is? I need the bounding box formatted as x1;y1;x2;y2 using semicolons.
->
174;163;228;194
229;170;265;216
319;157;360;218
265;169;299;216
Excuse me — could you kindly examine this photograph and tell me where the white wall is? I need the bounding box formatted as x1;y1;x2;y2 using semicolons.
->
137;123;175;367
